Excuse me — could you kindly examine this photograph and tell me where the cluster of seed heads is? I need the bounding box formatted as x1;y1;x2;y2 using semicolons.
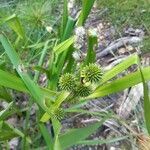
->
59;63;102;99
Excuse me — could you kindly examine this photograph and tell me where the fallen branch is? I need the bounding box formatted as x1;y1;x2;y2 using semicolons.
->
97;36;143;58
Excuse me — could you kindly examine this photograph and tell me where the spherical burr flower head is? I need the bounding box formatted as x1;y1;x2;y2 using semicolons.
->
59;73;76;91
81;63;103;83
75;84;91;97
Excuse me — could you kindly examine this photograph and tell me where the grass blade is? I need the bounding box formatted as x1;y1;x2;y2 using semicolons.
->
39;123;53;150
0;102;13;120
77;0;95;26
0;69;57;98
59;116;109;149
60;0;68;39
76;136;128;145
88;67;150;99
139;66;150;134
0;34;49;113
54;37;74;55
102;54;138;83
0;121;30;143
62;17;76;41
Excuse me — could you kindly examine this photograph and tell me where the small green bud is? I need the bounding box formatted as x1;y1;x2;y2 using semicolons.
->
59;73;76;91
81;63;102;83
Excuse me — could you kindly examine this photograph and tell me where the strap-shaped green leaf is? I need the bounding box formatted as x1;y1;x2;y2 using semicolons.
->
88;67;150;99
102;54;138;83
0;34;49;113
0;69;57;98
59;116;109;149
60;0;68;39
139;66;150;134
53;37;74;55
77;0;95;26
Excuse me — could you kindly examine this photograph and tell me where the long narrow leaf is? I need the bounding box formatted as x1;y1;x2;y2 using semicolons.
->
88;67;150;99
102;54;138;83
0;34;49;113
54;37;74;55
39;123;53;150
139;67;150;134
0;69;57;98
76;136;128;145
0;121;30;142
60;0;68;39
77;0;95;26
59;116;109;149
62;17;76;41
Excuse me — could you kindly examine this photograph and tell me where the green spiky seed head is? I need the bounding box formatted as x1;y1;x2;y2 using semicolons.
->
75;84;91;97
54;108;65;121
59;73;76;91
81;63;102;83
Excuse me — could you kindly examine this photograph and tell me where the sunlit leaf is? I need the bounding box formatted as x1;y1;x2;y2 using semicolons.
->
54;37;74;55
88;67;150;99
139;66;150;134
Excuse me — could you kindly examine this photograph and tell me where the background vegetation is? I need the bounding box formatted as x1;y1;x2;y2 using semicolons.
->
0;0;150;149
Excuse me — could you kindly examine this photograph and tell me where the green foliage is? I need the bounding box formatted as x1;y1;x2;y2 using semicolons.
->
139;65;150;135
0;0;150;149
0;102;30;142
0;34;49;113
77;0;96;26
97;0;150;28
89;66;150;99
54;37;74;55
1;14;25;39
